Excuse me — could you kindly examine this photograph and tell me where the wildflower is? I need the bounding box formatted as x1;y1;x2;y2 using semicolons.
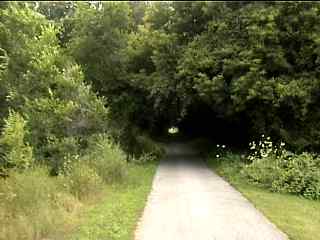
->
222;145;226;148
262;134;265;137
216;154;220;158
280;142;285;146
217;144;220;148
267;136;270;140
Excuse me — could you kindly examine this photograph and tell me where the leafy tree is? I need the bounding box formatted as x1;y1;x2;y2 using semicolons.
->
173;2;320;149
2;1;320;163
128;1;148;30
68;2;130;96
0;3;110;172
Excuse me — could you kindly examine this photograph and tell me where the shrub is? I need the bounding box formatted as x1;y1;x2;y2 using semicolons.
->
43;136;80;175
83;134;127;183
242;155;282;188
62;161;103;201
242;136;320;200
134;134;165;160
0;110;33;174
132;152;158;164
272;152;320;199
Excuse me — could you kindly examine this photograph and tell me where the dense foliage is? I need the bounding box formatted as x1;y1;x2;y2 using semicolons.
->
0;1;319;180
0;3;160;239
1;1;320;238
208;136;320;200
36;1;319;151
0;2;164;173
124;2;320;150
243;136;320;199
1;2;319;160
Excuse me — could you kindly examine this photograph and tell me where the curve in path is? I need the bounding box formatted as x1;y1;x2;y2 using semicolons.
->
135;142;287;240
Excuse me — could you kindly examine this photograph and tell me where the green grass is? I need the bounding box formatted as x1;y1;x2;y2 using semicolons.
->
207;156;320;240
69;161;158;240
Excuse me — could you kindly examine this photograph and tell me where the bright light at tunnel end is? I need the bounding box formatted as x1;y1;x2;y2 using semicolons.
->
168;126;179;135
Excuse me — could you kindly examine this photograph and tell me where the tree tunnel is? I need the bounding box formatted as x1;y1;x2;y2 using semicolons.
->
147;98;251;148
177;104;250;147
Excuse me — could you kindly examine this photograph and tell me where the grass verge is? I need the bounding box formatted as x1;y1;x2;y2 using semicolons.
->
207;156;320;240
69;161;158;240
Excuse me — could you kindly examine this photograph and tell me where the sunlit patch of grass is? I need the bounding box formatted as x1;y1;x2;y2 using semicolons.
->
69;161;158;240
207;156;320;240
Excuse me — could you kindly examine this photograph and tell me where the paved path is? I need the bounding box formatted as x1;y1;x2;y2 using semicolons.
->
135;142;287;240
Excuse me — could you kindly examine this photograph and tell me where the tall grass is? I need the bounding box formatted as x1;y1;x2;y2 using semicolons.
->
0;132;162;240
0;135;129;240
61;162;104;201
0;167;82;240
83;134;128;183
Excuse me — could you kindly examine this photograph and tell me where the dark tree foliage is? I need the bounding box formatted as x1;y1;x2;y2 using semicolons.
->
121;2;320;150
64;1;320;150
1;1;320;159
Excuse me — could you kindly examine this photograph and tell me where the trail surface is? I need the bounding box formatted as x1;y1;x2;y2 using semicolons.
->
135;142;287;240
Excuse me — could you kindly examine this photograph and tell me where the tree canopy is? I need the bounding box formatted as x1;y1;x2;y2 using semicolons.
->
1;1;320;162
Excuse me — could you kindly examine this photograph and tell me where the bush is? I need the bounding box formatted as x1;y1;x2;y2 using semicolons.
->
62;161;103;201
0;111;33;174
83;134;127;183
0;167;81;240
242;136;320;200
132;152;158;164
242;155;282;188
43;136;81;175
134;134;165;160
272;152;320;199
